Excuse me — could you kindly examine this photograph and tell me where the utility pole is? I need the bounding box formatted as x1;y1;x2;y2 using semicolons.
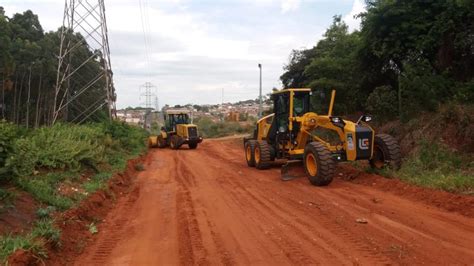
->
154;96;159;111
53;0;116;124
258;63;262;118
221;88;224;106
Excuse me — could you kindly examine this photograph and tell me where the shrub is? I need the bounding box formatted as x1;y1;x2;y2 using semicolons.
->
365;86;398;122
7;124;105;176
0;121;25;178
100;121;148;155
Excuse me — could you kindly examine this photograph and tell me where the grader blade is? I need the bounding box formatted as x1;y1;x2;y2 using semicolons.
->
281;160;306;181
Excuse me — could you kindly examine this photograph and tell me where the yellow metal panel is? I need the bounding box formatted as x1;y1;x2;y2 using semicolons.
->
288;149;304;155
343;122;357;161
289;91;294;132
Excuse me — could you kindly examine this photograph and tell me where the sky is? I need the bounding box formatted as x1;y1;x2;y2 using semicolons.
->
2;0;365;109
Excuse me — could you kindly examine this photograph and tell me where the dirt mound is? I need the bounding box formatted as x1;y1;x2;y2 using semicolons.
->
43;155;147;265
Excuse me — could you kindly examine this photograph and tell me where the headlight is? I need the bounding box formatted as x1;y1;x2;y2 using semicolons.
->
358;115;372;123
330;117;342;123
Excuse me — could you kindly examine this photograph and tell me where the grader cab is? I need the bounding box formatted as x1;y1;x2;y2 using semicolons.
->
244;88;401;186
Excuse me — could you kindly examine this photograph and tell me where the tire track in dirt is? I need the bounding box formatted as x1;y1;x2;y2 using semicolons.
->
174;154;209;265
71;139;474;265
74;174;142;265
175;153;236;265
191;146;391;265
200;139;474;264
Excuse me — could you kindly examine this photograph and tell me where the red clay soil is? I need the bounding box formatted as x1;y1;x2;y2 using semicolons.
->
7;249;37;266
29;155;147;266
56;138;474;265
0;189;38;235
339;165;474;218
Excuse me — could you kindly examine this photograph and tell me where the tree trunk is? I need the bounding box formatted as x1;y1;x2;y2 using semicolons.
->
17;71;26;125
35;72;42;128
1;73;4;120
12;74;18;122
26;66;32;128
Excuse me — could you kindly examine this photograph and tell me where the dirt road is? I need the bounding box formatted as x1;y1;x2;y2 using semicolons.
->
74;138;474;265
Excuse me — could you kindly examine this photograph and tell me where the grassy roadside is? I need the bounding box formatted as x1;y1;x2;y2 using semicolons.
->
363;105;474;194
0;121;148;263
365;140;474;194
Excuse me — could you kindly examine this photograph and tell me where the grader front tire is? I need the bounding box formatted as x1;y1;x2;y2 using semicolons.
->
370;134;401;170
245;140;257;167
303;142;335;186
188;142;198;149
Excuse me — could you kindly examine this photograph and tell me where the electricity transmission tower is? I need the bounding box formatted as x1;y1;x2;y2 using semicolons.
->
140;82;156;129
53;0;116;124
139;82;156;110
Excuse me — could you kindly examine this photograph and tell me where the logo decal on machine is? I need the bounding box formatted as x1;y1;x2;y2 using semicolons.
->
358;138;369;150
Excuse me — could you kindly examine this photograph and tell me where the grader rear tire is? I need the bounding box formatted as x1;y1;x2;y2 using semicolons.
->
255;141;271;170
245;140;257;167
370;134;401;170
303;142;335;186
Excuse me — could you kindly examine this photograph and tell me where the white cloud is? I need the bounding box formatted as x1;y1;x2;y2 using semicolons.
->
343;0;366;31
1;0;357;108
281;0;301;14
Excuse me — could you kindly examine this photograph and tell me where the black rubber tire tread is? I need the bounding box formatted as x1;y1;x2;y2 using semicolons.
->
255;140;272;170
170;135;180;150
304;142;335;186
157;135;167;148
245;140;257;167
370;134;401;170
188;142;198;149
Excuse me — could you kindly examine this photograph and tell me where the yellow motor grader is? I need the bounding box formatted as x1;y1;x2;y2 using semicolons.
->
149;109;202;149
244;88;401;186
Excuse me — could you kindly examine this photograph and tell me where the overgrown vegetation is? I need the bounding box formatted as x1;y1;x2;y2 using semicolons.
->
395;141;474;193
0;120;147;261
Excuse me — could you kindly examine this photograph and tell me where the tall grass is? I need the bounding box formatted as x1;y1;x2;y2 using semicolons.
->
386;140;474;193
